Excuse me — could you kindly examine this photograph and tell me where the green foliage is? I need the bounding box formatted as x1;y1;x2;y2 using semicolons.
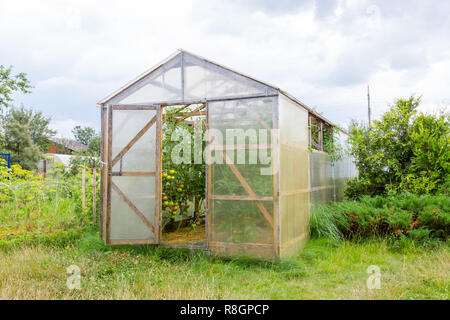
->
162;106;206;229
1;105;56;152
310;193;450;242
0;65;32;109
346;96;449;198
309;122;343;163
87;134;101;155
0;160;98;248
1;117;41;170
72;125;96;146
0;106;56;170
323;126;343;162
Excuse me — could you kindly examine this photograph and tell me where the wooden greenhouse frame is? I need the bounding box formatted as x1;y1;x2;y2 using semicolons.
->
97;49;357;259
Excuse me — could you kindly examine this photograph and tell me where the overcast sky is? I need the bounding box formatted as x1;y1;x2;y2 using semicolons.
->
1;0;449;138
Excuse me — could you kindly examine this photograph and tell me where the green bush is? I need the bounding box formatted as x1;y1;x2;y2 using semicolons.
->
310;194;449;241
346;96;449;199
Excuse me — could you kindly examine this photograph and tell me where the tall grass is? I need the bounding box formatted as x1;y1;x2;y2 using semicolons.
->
310;193;450;241
0;162;98;248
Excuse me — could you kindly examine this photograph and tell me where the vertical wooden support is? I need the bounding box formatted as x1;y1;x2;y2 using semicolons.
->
100;104;107;239
272;96;280;258
155;106;162;243
81;168;86;211
43;159;47;179
205;103;212;250
106;105;113;243
308;115;312;148
319;121;323;151
92;160;96;225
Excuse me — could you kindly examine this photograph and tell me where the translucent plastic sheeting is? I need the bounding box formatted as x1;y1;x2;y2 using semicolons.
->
183;53;277;101
110;176;156;240
310;151;358;208
208;97;277;258
278;94;310;258
112;110;157;173
109;108;158;242
110;54;183;105
106;51;277;105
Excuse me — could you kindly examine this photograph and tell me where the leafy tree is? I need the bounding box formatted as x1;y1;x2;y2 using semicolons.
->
0;65;32;109
1;117;41;170
87;134;101;155
346;96;449;198
72;125;96;146
1;105;56;152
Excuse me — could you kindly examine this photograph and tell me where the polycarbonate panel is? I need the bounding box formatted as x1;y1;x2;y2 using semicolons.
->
184;53;277;101
210;200;273;244
208;97;277;258
278;94;310;258
110;176;156;240
111;54;182;104
310;151;358;208
109;108;158;242
112;109;157;172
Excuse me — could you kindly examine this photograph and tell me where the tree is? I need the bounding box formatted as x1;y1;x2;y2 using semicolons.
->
345;96;449;198
87;135;101;155
0;65;32;109
72;125;96;146
1;118;41;170
1;105;56;153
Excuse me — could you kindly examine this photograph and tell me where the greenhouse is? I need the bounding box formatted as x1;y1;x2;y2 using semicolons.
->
97;49;357;259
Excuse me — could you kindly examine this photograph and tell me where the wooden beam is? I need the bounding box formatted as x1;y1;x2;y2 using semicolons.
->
106;106;113;243
176;104;206;123
155;106;162;243
280;188;309;196
210;195;274;201
112;105;158;110
208;241;273;249
111;115;157;166
222;151;274;227
111;180;155;233
210;144;272;151
110;171;156;177
109;239;157;245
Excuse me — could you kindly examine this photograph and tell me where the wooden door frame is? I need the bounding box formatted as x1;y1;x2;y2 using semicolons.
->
105;104;162;245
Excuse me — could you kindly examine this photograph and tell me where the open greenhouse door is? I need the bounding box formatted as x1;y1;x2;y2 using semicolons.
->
105;105;162;244
206;97;279;259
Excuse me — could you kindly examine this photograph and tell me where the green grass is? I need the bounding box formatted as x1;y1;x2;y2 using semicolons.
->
0;229;448;299
0;169;448;300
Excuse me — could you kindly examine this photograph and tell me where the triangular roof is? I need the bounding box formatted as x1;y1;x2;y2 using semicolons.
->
98;49;338;128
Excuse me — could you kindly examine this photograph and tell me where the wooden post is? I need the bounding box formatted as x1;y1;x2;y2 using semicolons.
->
43;159;47;179
92;159;96;225
81;167;86;211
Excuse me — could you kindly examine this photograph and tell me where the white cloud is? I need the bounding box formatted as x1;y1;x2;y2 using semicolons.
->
49;119;83;139
0;0;449;133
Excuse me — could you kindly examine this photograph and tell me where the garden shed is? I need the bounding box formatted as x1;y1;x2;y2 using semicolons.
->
97;49;357;259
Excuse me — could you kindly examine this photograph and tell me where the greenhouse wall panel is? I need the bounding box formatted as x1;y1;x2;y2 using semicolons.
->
278;93;310;258
208;96;278;259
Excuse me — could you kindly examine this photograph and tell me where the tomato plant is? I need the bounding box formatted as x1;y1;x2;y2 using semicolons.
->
161;106;206;230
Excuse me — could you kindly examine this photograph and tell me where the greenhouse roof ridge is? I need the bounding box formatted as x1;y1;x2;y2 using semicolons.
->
97;49;344;133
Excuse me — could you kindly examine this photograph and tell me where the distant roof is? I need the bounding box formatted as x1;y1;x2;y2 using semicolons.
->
48;137;88;151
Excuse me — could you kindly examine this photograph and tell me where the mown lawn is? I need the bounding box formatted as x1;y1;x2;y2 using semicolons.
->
0;229;448;300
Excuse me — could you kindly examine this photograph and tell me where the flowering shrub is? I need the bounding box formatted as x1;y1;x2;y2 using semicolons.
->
0;160;98;247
